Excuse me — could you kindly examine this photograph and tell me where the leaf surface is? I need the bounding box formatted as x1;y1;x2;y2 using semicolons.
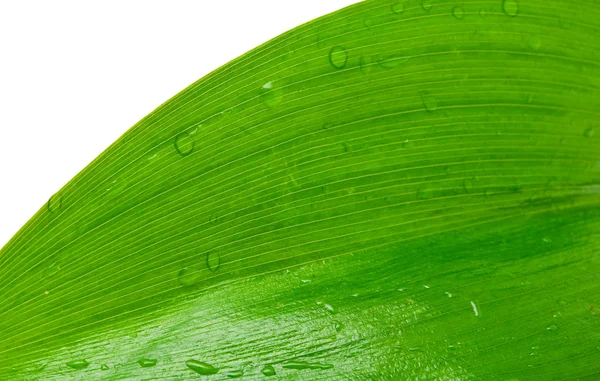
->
1;0;599;379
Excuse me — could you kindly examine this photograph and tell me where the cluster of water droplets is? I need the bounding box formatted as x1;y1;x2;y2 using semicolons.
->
60;356;335;377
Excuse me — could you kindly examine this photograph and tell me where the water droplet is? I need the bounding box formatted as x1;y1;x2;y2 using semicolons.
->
420;91;437;111
452;6;465;19
391;3;405;15
547;324;558;331
526;94;534;104
377;55;408;69
363;18;374;27
47;193;63;213
445;292;453;297
138;358;157;368
329;46;348;69
359;55;373;75
423;285;430;289
471;301;479;316
178;267;203;287
502;0;519;16
66;360;89;370
402;139;414;148
421;0;433;11
324;303;335;313
334;321;344;332
33;362;48;372
282;361;334;370
261;81;283;108
227;369;244;378
527;35;541;50
207;252;221;272
479;8;488;17
261;365;276;376
464;179;474;193
186;360;219;375
417;188;433;200
584;127;594;137
100;364;109;371
174;126;198;157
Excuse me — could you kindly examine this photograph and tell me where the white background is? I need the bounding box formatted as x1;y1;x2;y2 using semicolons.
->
0;1;359;248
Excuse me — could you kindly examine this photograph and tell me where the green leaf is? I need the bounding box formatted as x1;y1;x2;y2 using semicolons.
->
1;0;599;379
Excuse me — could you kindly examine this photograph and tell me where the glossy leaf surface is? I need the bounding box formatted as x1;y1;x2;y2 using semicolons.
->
1;0;599;379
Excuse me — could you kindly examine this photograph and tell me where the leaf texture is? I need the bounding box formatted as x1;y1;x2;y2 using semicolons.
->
0;0;599;379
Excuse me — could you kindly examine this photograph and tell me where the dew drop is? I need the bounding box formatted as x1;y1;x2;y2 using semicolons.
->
452;6;465;19
471;301;479;316
282;361;334;370
421;0;433;11
363;18;374;27
527;35;541;50
66;360;89;370
207;252;221;272
261;81;283;108
391;3;405;15
359;55;373;75
547;324;558;331
47;193;63;213
402;139;414;148
33;362;48;372
174;126;198;157
227;369;244;378
417;188;433;200
420;91;438;111
377;54;408;69
335;321;344;332
186;360;219;375
502;0;519;17
210;109;232;126
100;364;109;371
178;267;203;287
329;46;348;69
261;365;276;376
464;178;474;193
138;358;157;368
584;127;594;137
